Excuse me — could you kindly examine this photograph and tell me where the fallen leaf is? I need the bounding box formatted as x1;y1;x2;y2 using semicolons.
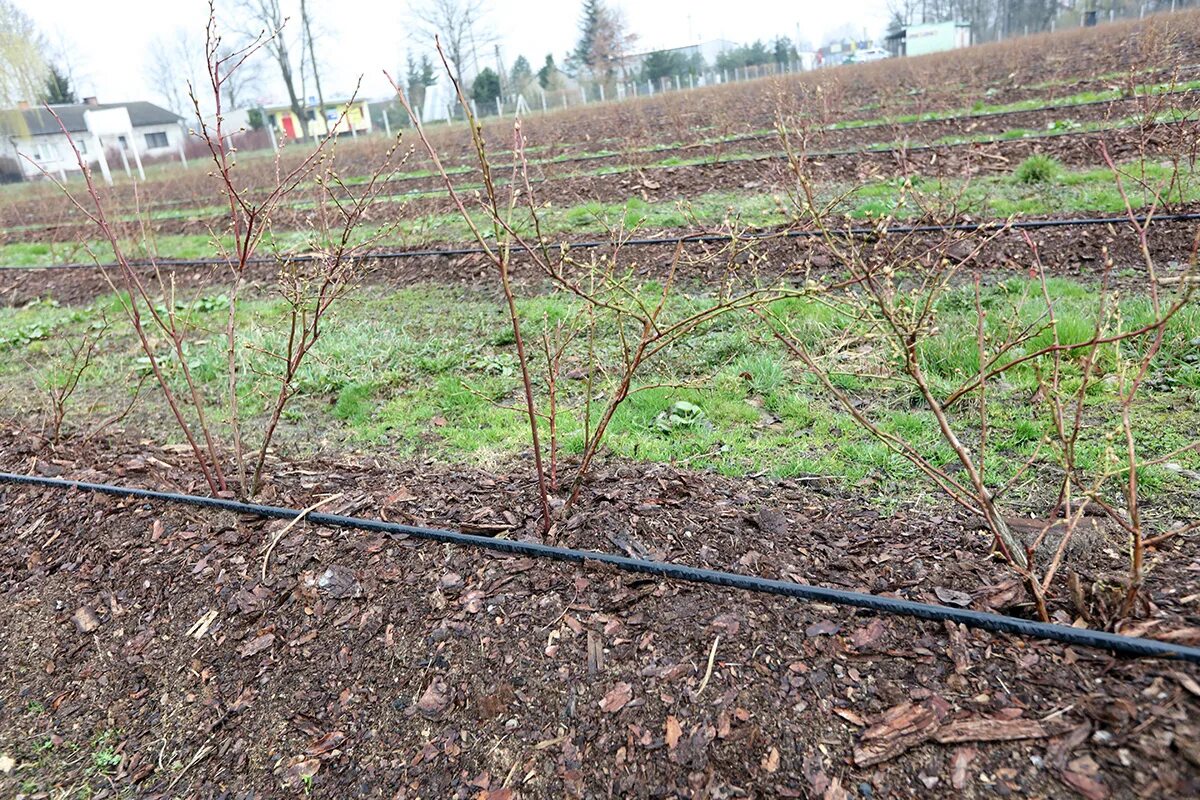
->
1171;671;1200;698
599;682;633;713
934;587;973;607
665;715;682;749
0;754;14;774
1060;769;1108;800
762;746;780;773
308;730;346;756
283;757;320;789
933;718;1049;743
849;618;886;649
417;678;450;718
805;620;841;638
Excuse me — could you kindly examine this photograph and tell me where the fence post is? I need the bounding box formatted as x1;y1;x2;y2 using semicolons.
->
383;109;391;138
580;86;586;104
599;83;605;102
541;89;547;113
647;79;653;95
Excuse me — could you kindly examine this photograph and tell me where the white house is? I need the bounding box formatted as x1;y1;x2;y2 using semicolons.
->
0;98;184;181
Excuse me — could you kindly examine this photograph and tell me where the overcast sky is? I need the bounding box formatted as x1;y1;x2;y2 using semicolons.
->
16;0;894;107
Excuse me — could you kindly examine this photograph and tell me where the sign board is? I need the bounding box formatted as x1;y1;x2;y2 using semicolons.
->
905;22;965;57
83;107;133;137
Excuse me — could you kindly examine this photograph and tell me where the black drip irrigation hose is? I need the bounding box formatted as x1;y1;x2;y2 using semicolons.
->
7;211;1200;274
2;471;1199;664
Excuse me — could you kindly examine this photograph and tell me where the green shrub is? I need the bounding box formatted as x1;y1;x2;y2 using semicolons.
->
1014;154;1061;184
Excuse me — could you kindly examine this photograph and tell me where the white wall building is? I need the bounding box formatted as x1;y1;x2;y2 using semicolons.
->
0;98;183;181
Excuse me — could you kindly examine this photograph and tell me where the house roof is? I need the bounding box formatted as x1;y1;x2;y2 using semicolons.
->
1;101;181;137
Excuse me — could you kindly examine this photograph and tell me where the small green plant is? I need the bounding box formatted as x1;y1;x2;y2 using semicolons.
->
1014;154;1061;184
655;400;708;434
92;747;120;773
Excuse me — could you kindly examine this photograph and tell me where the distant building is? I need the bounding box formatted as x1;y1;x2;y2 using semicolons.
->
886;21;972;57
817;39;876;65
0;98;182;181
261;98;373;141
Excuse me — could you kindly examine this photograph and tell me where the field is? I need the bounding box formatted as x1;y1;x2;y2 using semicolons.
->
3;10;1200;799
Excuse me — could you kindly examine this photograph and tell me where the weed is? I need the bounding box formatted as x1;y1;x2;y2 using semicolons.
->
1014;154;1061;184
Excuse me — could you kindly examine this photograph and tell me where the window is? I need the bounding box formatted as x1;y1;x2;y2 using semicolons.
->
79;138;88;154
145;131;169;149
117;135;127;148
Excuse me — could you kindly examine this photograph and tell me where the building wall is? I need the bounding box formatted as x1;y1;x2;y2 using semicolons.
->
266;101;373;140
905;22;972;57
5;122;184;179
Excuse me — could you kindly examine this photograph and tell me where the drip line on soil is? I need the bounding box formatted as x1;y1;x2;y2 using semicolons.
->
3;470;1199;664
8;211;1200;273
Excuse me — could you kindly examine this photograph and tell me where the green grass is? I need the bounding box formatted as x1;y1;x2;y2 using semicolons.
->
1014;154;1062;184
3;277;1199;512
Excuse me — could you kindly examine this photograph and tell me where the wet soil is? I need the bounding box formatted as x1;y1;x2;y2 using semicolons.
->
3;211;1197;309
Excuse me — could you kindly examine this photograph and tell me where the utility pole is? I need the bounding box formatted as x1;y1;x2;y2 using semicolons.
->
495;43;506;95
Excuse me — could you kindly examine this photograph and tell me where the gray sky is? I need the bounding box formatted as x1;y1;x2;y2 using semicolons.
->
17;0;894;106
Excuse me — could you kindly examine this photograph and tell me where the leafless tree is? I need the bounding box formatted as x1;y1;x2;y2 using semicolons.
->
145;29;204;115
235;0;309;138
300;0;326;124
411;0;493;84
217;44;263;110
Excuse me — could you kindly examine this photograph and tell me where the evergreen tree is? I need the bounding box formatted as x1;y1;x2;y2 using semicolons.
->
405;53;437;111
537;54;559;89
43;64;75;104
510;55;533;91
570;0;602;77
471;67;501;115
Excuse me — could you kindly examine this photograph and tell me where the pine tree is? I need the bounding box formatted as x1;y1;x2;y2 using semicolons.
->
537;54;559;90
510;55;533;92
43;64;75;104
405;53;437;111
570;0;603;77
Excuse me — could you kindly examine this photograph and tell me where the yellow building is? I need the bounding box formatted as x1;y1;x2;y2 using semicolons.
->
262;98;372;140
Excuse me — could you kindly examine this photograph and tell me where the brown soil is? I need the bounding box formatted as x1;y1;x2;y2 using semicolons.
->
3;212;1197;309
5;114;1197;251
5;95;1197;239
1;429;1199;798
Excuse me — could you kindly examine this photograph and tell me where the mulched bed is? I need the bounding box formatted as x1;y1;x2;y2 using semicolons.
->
5;112;1197;242
2;429;1199;798
2;210;1197;309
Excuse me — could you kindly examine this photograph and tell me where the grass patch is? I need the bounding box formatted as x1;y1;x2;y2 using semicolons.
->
2;277;1199;511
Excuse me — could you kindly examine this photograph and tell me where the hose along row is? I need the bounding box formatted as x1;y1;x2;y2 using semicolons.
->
9;210;1200;273
2;471;1198;664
